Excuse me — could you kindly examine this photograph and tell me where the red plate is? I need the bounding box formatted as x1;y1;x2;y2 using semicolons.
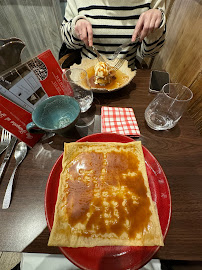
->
45;133;171;270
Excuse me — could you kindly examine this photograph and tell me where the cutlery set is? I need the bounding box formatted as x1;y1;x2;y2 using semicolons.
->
0;129;27;209
92;45;126;71
92;37;140;70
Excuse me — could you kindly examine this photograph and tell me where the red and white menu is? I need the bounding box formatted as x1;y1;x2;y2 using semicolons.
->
0;49;71;147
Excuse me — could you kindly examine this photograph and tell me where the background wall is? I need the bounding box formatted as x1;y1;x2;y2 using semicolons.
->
151;0;202;134
0;0;63;62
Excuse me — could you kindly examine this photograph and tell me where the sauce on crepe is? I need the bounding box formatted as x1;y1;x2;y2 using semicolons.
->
64;150;151;239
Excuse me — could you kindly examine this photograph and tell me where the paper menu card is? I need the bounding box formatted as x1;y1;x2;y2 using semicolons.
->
0;49;71;147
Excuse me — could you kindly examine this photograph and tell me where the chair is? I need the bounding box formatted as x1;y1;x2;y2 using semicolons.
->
58;43;81;69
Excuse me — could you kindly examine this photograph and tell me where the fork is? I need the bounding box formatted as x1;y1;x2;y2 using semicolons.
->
109;41;133;71
0;129;11;155
111;41;132;61
111;37;140;61
112;58;126;71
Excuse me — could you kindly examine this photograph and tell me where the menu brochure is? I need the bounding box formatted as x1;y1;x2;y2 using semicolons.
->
0;49;71;147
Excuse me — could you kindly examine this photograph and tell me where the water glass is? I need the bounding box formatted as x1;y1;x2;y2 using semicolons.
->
145;83;193;130
62;68;93;113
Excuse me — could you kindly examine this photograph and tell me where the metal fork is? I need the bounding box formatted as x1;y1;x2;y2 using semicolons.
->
111;41;132;61
111;58;125;71
110;41;132;71
111;37;140;61
0;129;11;155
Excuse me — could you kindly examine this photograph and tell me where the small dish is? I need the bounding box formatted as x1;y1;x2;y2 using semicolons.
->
71;58;136;93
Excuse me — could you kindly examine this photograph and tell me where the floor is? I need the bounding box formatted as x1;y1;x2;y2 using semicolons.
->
1;252;202;270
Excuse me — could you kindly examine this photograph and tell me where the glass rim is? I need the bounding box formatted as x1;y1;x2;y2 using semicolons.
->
63;67;88;75
62;67;88;83
162;83;193;102
62;67;91;91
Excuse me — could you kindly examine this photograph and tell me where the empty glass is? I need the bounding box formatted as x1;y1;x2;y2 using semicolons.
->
62;68;93;113
145;83;193;130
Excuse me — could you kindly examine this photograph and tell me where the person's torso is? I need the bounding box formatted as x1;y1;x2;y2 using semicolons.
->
75;0;151;69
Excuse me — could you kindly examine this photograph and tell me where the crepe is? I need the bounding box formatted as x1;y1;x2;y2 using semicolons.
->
48;141;164;247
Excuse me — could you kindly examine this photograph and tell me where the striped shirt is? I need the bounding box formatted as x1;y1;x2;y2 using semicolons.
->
61;0;166;70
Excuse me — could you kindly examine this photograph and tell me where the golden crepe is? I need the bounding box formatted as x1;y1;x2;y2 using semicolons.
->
48;141;164;247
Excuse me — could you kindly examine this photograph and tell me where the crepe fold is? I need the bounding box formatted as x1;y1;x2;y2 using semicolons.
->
48;141;164;247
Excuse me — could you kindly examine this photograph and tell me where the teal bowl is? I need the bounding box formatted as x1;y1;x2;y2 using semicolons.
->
26;95;81;136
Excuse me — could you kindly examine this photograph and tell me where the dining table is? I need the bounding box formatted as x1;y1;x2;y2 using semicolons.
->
0;69;202;265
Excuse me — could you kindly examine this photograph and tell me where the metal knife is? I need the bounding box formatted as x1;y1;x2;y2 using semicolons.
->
0;136;17;180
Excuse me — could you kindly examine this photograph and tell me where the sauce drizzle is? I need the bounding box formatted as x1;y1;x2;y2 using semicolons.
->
64;150;151;239
85;66;129;90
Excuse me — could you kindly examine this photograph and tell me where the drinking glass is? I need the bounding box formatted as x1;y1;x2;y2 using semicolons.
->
145;83;193;130
62;68;93;113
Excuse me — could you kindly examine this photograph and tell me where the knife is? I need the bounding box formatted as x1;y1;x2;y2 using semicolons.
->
0;136;17;180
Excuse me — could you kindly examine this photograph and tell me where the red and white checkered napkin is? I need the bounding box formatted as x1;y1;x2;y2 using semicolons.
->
101;106;140;136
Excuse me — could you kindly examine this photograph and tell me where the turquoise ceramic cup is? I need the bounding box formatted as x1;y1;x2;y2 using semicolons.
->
26;95;80;136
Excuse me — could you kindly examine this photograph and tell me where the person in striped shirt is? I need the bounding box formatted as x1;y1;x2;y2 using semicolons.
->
60;0;166;70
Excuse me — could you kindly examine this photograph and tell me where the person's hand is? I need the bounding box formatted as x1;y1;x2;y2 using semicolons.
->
75;19;93;47
132;9;162;42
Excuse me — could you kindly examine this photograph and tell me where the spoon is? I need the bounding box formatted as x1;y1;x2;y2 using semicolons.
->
2;142;28;209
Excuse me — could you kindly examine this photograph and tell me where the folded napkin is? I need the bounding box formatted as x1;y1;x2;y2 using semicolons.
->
101;106;140;136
